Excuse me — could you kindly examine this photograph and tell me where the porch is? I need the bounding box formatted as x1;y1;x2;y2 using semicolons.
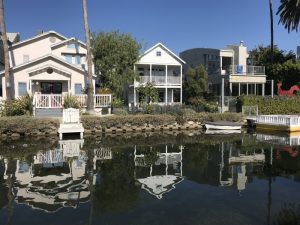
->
33;93;112;117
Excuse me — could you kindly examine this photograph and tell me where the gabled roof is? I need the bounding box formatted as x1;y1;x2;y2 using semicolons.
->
9;31;68;49
140;42;186;64
51;37;86;49
0;54;95;76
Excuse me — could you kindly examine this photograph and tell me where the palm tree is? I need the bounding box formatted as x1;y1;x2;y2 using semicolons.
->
0;0;11;100
269;0;274;65
277;0;300;32
82;0;94;111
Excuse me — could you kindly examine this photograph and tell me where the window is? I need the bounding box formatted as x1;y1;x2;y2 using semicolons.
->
65;54;72;64
64;54;81;64
67;43;77;49
156;51;161;56
75;55;81;64
23;55;29;63
75;83;82;95
18;82;27;96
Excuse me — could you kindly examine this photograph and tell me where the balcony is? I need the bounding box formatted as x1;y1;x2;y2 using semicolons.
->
138;76;181;86
223;65;265;75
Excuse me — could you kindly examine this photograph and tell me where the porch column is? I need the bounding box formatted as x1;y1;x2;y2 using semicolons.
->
165;65;168;105
262;83;265;96
271;80;274;98
180;65;183;104
171;89;174;103
133;64;137;106
246;83;249;96
238;83;241;96
180;87;182;104
254;84;257;95
229;83;232;96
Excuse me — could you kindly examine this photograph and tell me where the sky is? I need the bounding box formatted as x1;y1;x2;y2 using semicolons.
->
4;0;300;54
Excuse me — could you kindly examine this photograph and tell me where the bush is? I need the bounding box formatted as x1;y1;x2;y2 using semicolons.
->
113;108;128;115
237;95;300;114
1;95;33;116
63;94;80;109
112;97;124;108
188;97;218;112
0;116;59;135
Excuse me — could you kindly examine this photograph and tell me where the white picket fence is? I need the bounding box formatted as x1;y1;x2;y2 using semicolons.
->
256;115;300;126
34;94;112;109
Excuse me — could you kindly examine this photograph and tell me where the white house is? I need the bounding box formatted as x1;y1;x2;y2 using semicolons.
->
128;43;185;106
180;41;267;96
0;30;111;116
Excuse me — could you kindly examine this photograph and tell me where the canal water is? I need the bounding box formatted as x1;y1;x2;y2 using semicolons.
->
0;131;300;225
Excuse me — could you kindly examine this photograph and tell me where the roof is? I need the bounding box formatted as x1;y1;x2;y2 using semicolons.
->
51;37;86;49
0;54;95;77
9;31;68;49
140;42;186;64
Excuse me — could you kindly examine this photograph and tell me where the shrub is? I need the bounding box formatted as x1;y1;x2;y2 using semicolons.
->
1;95;33;116
63;94;80;109
237;95;300;114
113;108;128;115
112;97;124;108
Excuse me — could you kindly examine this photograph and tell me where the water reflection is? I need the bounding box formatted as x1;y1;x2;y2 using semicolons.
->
0;133;300;225
134;145;183;199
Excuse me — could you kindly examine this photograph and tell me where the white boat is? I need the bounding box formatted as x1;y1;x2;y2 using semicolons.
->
205;129;241;135
205;121;241;130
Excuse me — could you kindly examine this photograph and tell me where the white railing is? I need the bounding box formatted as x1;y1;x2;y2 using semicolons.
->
138;76;181;85
63;108;80;123
167;76;181;85
34;94;63;108
225;65;265;75
34;94;112;109
256;115;300;126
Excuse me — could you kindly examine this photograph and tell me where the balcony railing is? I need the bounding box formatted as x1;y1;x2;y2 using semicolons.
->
138;76;181;85
34;94;112;109
224;65;265;75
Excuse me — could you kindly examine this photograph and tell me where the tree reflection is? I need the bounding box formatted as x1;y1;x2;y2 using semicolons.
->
92;147;139;213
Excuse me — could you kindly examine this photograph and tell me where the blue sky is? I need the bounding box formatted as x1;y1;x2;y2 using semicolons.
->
4;0;300;54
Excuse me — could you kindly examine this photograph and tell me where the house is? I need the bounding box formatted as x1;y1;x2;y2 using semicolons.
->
128;43;185;106
0;30;111;116
180;41;267;96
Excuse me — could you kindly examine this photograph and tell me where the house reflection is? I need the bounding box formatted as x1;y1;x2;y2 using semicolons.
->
134;145;184;199
219;142;265;193
2;139;89;213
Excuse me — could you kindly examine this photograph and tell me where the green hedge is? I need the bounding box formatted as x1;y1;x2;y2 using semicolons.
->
82;113;244;129
0;116;60;136
238;95;300;115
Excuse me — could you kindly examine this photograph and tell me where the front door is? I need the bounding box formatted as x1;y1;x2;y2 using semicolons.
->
41;82;62;94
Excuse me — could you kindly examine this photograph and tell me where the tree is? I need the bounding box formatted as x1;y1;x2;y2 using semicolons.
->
82;0;94;111
249;45;295;66
183;65;208;103
136;82;159;105
269;0;274;65
249;45;298;89
91;31;141;101
277;0;300;32
0;0;11;100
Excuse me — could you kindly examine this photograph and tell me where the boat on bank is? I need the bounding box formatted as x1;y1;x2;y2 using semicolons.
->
204;121;242;130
